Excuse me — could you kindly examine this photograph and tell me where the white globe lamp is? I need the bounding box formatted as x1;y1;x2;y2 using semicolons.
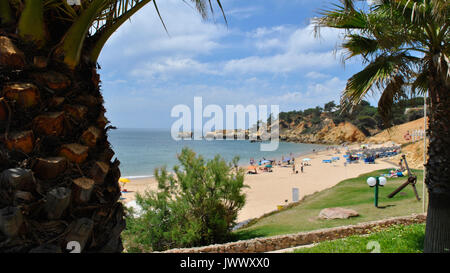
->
367;177;377;187
379;177;387;186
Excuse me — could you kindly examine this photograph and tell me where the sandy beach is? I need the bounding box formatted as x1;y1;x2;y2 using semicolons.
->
121;144;399;222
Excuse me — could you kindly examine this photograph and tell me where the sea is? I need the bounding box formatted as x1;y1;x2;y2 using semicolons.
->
108;128;326;178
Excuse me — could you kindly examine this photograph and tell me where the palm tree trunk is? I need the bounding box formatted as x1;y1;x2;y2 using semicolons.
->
423;71;450;253
0;35;125;253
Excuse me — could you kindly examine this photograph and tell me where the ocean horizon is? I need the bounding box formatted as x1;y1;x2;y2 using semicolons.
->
108;128;327;178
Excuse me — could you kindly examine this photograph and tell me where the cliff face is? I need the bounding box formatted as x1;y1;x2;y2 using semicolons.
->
367;117;427;144
277;98;426;145
279;117;366;144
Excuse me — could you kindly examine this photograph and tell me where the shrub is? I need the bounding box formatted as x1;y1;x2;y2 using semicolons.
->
406;109;424;121
123;148;247;252
355;115;377;129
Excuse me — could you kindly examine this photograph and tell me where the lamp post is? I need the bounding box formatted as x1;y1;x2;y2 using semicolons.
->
367;176;387;208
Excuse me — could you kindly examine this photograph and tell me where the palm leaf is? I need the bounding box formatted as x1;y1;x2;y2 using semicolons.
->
411;70;429;95
315;5;368;30
317;0;448;129
93;0;226;34
341;53;410;107
377;75;406;127
342;34;379;60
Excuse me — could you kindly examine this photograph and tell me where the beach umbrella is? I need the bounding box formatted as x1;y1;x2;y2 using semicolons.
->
302;158;311;161
119;177;130;192
119;178;130;183
261;160;271;164
265;165;272;168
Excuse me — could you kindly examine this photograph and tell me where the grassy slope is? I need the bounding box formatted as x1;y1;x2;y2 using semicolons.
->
233;168;424;241
293;223;425;253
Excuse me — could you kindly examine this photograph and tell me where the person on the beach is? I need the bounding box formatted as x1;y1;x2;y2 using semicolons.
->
398;159;405;171
300;163;303;173
292;164;296;174
404;130;411;141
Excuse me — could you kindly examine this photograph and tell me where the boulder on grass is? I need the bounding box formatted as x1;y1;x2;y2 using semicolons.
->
318;207;359;220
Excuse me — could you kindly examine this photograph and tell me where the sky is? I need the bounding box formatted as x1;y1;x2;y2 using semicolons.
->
99;0;378;129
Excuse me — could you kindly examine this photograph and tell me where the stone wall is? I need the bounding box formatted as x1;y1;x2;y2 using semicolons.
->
163;213;426;253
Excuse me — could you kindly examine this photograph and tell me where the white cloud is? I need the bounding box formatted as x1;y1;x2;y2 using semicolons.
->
131;57;219;78
253;76;346;109
227;6;262;19
126;20;346;78
98;1;358;128
100;0;227;60
285;23;343;52
223;50;339;74
222;22;345;75
103;2;346;79
255;38;283;50
305;71;330;79
306;77;345;97
249;22;343;52
250;25;289;38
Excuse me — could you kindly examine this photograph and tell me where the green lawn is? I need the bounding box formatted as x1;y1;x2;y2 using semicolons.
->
233;168;425;241
293;223;425;253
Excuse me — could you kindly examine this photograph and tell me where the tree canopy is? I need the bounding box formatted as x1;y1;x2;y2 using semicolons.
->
314;0;449;126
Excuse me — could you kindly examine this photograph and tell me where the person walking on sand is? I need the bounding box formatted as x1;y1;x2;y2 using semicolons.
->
300;163;304;173
292;164;296;174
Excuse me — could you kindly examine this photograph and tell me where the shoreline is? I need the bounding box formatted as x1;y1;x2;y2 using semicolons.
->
121;142;399;222
120;142;330;180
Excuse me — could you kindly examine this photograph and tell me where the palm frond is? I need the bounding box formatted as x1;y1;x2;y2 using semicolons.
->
342;34;379;60
411;70;429;95
430;0;449;24
91;0;226;35
377;75;406;126
341;53;411;108
44;0;79;21
314;3;368;30
88;0;226;63
341;0;355;11
318;0;448;128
